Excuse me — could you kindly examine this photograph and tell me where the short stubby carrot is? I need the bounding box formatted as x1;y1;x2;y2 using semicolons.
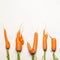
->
51;38;56;52
49;36;58;60
4;28;10;49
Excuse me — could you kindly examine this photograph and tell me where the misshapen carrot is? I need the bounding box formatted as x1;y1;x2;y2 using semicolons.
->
4;28;10;49
42;29;48;51
32;32;38;53
16;37;22;51
17;30;24;45
51;38;56;52
27;32;38;54
16;29;24;52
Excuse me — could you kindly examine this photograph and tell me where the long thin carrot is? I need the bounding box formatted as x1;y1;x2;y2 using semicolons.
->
4;28;10;49
4;28;10;60
43;29;48;51
27;32;38;60
42;29;48;60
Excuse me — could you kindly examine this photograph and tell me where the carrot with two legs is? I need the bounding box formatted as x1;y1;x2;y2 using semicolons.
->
27;32;38;60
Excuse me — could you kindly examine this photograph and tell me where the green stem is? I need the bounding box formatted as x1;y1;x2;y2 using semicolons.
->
6;49;10;60
17;52;20;60
44;51;46;60
53;52;55;60
32;54;34;60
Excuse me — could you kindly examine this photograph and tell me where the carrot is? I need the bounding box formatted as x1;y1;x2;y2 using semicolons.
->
42;29;48;60
4;28;10;60
33;32;38;52
27;32;38;54
49;35;58;60
16;37;22;51
16;29;24;52
27;32;38;60
51;38;56;52
4;28;10;49
42;29;48;51
51;38;57;60
16;29;24;60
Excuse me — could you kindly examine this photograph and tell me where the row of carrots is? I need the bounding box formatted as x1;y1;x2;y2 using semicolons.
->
4;28;58;60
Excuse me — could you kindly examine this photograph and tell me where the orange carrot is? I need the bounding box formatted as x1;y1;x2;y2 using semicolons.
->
32;32;38;53
42;29;48;51
4;28;10;49
27;32;38;54
16;29;24;52
49;36;57;60
51;38;56;52
17;29;24;45
20;34;24;45
16;37;22;51
42;29;48;60
27;42;32;53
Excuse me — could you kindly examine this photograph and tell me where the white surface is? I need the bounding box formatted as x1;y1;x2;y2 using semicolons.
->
0;0;60;60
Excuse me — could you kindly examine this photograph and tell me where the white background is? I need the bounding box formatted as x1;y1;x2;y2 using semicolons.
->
0;0;60;60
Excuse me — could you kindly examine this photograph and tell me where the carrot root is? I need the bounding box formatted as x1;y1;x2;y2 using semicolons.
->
17;52;20;60
6;49;10;60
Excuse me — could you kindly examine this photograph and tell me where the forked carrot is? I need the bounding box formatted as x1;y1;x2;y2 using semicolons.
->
16;29;24;60
4;28;10;60
27;32;38;60
16;37;22;51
